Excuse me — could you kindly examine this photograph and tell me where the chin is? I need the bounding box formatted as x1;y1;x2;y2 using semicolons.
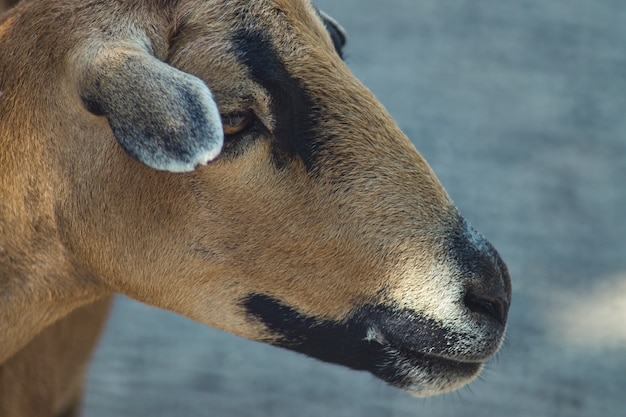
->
379;349;484;397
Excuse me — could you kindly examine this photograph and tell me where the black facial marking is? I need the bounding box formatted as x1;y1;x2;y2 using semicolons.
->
243;293;386;372
242;294;467;388
231;29;320;171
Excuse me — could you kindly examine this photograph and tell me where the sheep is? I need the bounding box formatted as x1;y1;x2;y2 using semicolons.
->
0;1;511;415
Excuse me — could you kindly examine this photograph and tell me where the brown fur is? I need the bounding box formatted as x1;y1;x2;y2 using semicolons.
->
1;1;509;415
0;0;18;14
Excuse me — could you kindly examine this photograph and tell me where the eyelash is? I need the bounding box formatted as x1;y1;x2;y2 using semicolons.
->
221;110;255;137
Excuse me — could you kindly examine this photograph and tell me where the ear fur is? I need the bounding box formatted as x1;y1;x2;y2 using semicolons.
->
318;10;348;51
80;44;223;172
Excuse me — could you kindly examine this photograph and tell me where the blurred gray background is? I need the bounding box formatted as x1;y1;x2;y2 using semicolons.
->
84;1;626;416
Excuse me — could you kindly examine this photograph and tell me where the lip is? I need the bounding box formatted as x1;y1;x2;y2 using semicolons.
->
374;344;485;396
393;343;485;369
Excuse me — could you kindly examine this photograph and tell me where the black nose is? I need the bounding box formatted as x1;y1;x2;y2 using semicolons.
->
452;224;511;326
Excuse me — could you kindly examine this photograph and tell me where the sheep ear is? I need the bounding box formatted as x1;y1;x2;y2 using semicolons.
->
80;45;223;172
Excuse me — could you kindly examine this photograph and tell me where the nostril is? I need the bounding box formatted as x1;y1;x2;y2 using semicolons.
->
449;219;512;327
464;294;507;326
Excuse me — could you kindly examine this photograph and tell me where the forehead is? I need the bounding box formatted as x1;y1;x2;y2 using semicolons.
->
169;0;337;101
173;0;329;51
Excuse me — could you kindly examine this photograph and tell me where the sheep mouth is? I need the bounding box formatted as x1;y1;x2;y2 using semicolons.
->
372;344;485;396
243;294;494;396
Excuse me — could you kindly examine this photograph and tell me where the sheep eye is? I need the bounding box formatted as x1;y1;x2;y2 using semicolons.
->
221;110;255;136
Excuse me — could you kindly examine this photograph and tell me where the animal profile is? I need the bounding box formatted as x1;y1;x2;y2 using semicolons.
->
0;0;511;416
